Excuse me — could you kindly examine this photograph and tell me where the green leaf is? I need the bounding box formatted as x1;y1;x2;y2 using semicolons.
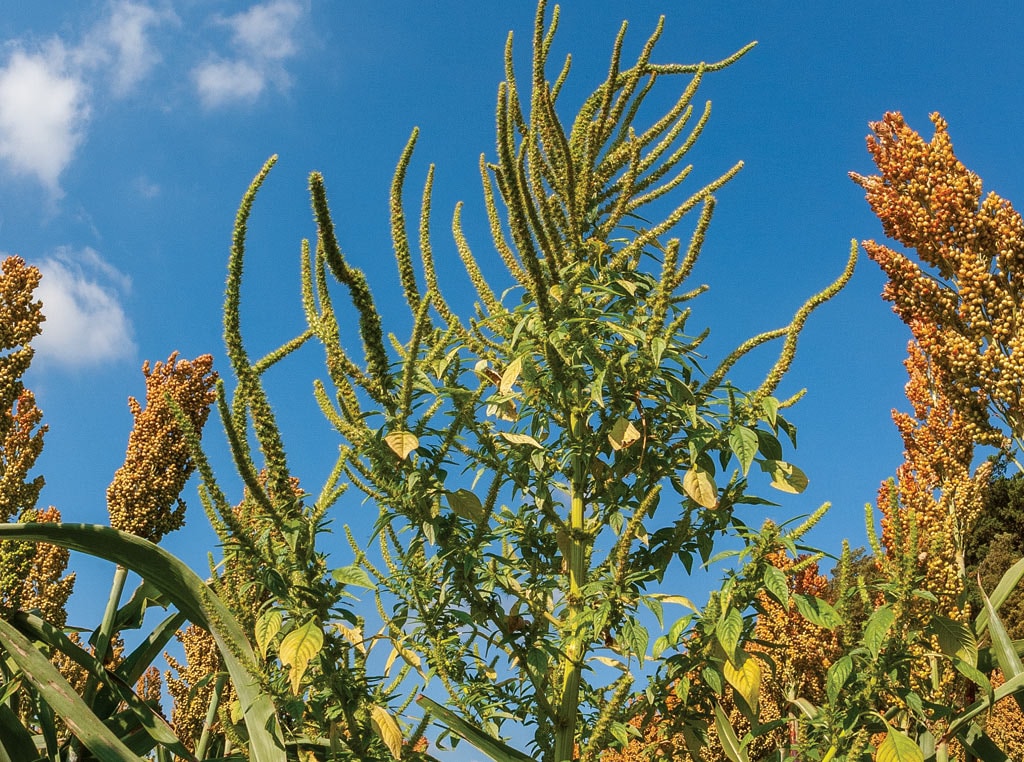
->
447;488;486;522
876;725;924;762
279;618;324;694
683;467;718;508
761;459;809;494
713;701;749;762
331;563;373;589
716;608;744;663
762;565;789;606
792;594;842;629
826;654;853;704
863;605;895;658
729;426;758;477
0;522;287;762
981;585;1024;679
761;396;779;428
0;616;147;762
255;609;283;659
977;556;1024;636
931;614;978;667
416;695;535;762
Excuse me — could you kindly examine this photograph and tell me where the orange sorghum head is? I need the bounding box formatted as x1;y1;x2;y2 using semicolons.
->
107;352;217;543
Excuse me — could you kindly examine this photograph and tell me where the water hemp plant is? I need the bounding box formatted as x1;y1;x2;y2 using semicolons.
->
273;2;855;759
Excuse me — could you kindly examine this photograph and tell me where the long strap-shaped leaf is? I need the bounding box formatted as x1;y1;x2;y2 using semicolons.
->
0;522;286;762
416;695;534;762
0;615;145;762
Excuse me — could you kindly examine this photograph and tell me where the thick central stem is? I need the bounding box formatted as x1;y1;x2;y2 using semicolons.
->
554;406;587;762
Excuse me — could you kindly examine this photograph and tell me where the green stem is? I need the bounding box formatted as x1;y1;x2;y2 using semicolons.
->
554;404;587;762
196;672;227;759
82;564;129;704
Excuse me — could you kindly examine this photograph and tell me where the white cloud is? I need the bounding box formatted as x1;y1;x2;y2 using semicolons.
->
0;46;88;193
195;59;265;107
75;1;178;96
32;247;135;368
193;0;305;109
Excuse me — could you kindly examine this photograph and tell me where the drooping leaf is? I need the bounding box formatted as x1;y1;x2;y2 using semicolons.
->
384;431;419;459
761;459;809;494
447;489;487;522
416;695;535;762
722;652;761;718
762;565;789;606
0;522;286;762
369;704;404;759
683;467;718;508
608;417;642;451
279;618;324;694
862;605;895;658
826;654;853;704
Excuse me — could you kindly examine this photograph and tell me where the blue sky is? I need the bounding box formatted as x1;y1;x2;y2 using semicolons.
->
4;0;1024;757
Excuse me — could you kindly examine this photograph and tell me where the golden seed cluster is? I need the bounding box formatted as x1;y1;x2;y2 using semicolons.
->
852;112;1024;447
106;352;217;543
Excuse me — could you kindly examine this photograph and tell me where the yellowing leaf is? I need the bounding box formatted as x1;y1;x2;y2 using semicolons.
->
876;726;924;762
369;704;404;759
763;460;809;494
499;356;523;394
335;623;366;655
384;431;419;460
254;609;282;659
500;431;543;448
279;619;324;695
447;489;486;522
683;468;718;508
608;417;641;451
723;652;761;717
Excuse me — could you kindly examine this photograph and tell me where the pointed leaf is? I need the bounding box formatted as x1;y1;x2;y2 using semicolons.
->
722;652;761;717
609;417;642;451
792;594;842;629
826;654;853;704
863;605;895;658
713;701;749;762
977;556;1024;635
0;616;147;762
279;619;324;694
876;726;924;762
761;460;809;494
499;356;523;394
762;565;789;606
499;431;543;448
369;704;404;759
384;431;419;459
447;489;486;522
683;467;718;508
931;614;977;667
331;564;373;589
729;426;758;476
417;695;535;762
255;609;283;659
0;522;286;762
715;608;744;663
